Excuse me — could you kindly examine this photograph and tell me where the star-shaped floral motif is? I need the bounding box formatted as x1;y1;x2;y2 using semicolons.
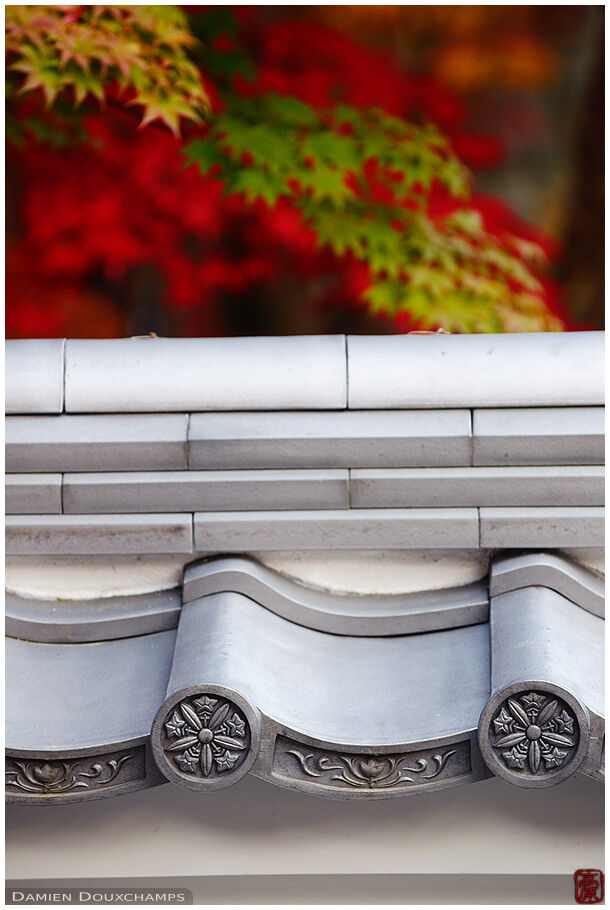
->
553;709;574;735
226;713;246;737
194;695;218;714
175;746;200;772
491;693;577;775
502;746;527;769
165;710;187;739
215;751;240;771
544;747;569;769
521;692;546;712
493;707;514;735
164;696;249;777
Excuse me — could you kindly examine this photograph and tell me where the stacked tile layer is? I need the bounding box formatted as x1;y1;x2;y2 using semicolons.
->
5;333;605;553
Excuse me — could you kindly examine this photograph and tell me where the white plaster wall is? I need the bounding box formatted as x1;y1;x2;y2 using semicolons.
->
5;550;490;599
6;773;603;880
257;549;490;593
5;555;187;600
6;549;602;601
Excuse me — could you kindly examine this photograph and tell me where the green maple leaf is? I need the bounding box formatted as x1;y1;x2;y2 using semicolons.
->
183;138;229;175
364;220;407;276
216;118;296;170
263;93;321;128
301;130;360;169
362;281;402;316
299;164;353;205
312;209;367;257
225;168;285;206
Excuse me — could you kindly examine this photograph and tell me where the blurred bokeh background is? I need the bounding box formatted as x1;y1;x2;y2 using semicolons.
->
6;4;604;338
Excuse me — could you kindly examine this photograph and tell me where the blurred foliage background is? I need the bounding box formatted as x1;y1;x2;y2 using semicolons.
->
5;4;604;338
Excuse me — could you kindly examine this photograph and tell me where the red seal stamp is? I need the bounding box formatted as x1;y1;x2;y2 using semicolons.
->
575;870;604;903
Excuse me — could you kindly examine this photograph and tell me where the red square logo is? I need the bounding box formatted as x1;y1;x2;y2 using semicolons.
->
575;870;604;904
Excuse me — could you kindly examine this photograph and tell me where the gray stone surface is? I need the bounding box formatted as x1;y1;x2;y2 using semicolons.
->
5;339;65;414
182;555;489;636
351;466;604;508
480;507;605;548
194;508;479;551
477;585;603;789
347;332;604;409
5;547;603;804
6;414;188;472
5;474;62;514
163;591;490;747
151;593;490;798
6;630;175;751
5;587;492;802
473;407;604;465
63;469;349;513
490;551;604;618
6;588;182;643
5;331;606;807
6;514;193;555
65;336;347;412
5;333;605;417
188;410;472;469
488;587;603;719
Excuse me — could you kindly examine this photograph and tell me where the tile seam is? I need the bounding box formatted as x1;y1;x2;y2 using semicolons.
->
185;412;192;470
60;337;67;414
344;334;349;410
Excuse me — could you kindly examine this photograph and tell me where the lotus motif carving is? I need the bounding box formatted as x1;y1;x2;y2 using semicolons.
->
5;754;133;794
286;746;456;789
490;691;578;775
163;695;250;778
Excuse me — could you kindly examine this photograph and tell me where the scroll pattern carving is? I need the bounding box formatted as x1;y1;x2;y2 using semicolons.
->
274;736;471;792
6;749;143;796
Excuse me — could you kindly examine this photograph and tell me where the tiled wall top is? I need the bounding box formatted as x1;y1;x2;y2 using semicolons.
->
5;332;605;414
7;407;604;473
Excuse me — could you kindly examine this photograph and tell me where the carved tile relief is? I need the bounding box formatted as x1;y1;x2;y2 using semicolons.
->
6;747;145;797
161;695;251;781
489;691;579;778
273;736;471;793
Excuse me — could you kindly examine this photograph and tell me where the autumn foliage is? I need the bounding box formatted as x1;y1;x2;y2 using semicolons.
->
6;5;568;338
